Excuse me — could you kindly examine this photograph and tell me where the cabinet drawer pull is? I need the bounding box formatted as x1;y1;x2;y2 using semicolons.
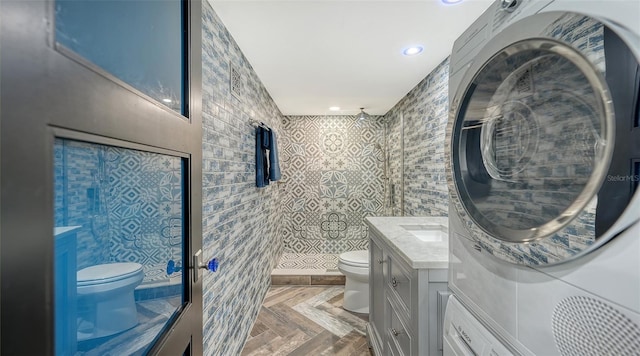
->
378;258;385;264
391;328;399;337
391;277;398;288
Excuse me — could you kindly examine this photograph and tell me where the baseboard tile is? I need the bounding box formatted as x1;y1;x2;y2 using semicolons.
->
311;275;346;285
271;274;346;286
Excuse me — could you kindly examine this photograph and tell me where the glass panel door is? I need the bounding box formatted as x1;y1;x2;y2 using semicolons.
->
55;0;186;115
54;139;186;355
0;0;202;354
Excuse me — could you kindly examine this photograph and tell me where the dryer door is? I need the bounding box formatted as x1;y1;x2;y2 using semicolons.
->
446;11;640;265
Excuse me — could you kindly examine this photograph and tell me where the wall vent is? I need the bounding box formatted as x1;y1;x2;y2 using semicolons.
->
230;63;242;99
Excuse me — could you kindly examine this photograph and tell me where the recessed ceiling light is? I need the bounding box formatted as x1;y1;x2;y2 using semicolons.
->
162;98;172;103
442;0;463;4
403;46;424;56
329;106;340;111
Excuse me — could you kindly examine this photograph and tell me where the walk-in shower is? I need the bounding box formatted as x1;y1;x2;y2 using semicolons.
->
276;114;387;273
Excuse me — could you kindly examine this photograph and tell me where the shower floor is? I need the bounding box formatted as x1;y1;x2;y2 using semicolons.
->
272;253;341;276
76;296;181;355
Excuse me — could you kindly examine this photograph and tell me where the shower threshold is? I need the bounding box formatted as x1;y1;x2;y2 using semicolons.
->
271;253;344;285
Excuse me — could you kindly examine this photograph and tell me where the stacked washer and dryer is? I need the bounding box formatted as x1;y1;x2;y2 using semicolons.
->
443;0;640;355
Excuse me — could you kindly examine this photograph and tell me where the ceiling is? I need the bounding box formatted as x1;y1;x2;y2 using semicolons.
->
209;0;494;116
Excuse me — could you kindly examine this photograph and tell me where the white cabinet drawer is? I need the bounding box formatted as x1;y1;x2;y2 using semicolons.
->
389;256;412;314
387;339;401;356
388;298;412;356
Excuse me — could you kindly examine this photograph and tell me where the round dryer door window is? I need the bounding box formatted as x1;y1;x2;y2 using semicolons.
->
447;12;640;265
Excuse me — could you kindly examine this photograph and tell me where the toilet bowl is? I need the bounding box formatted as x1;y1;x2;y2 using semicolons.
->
76;262;144;341
337;250;369;314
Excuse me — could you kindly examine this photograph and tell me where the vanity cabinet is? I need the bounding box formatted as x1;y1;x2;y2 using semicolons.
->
54;226;80;356
367;228;449;356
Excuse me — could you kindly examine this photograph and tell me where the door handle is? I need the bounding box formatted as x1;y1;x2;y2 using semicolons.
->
193;249;219;282
199;258;219;272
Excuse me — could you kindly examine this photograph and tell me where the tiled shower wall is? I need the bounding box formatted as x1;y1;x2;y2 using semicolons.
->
281;115;385;254
201;3;284;355
54;140;109;270
54;140;182;278
278;59;451;258
384;58;450;217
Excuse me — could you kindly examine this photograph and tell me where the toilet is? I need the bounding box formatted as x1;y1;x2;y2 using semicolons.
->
76;262;145;341
337;250;369;314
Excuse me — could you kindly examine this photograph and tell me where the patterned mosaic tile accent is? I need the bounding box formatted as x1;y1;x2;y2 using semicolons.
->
383;58;451;218
281;115;385;255
54;140;182;279
201;3;284;355
106;146;183;273
275;253;339;270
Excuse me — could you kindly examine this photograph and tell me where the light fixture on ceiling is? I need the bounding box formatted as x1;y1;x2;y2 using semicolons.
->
162;98;172;103
441;0;463;4
356;108;370;121
329;106;341;111
402;46;424;56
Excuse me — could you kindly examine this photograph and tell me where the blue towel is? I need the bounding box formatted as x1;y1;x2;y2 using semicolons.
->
255;127;269;188
268;129;281;181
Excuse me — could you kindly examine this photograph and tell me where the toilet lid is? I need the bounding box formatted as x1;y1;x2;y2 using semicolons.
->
77;262;143;286
338;250;369;267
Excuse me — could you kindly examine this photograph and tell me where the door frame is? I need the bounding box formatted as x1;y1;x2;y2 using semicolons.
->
0;0;203;354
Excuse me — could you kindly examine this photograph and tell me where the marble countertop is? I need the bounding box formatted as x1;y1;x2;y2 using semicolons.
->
365;217;449;269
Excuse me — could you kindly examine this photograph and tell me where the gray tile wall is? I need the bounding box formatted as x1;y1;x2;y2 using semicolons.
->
384;58;450;217
54;140;111;270
384;111;402;216
281;115;385;254
201;3;284;355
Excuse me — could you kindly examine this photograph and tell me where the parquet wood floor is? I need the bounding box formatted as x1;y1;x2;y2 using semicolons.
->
241;286;373;356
